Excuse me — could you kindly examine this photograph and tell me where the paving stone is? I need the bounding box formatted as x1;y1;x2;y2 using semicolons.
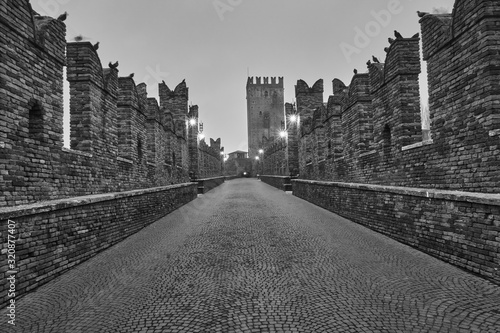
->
1;179;500;332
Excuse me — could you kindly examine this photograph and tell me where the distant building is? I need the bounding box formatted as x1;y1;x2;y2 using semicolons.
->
246;77;285;160
225;150;252;177
227;150;248;159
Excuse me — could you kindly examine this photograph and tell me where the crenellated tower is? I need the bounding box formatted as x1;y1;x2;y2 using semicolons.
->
246;76;285;160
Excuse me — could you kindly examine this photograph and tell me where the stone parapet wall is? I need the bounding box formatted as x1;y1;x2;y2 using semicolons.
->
260;175;292;192
292;179;500;285
196;177;225;194
0;183;198;308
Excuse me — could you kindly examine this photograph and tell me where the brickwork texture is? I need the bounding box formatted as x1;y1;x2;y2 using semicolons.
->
260;0;500;284
0;0;224;308
0;1;223;209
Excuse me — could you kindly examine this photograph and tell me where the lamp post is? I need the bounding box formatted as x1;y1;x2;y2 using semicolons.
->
258;149;264;175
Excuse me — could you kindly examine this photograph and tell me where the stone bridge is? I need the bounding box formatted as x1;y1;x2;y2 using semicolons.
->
1;179;499;332
1;0;500;331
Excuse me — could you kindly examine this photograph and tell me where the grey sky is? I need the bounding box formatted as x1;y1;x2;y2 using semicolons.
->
31;0;454;154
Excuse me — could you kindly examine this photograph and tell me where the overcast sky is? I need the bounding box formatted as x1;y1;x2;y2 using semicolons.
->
32;0;455;154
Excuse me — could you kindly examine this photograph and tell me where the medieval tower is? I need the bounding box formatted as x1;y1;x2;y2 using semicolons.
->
246;77;285;160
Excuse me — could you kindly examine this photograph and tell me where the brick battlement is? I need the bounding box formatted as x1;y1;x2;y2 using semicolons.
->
0;0;223;207
247;76;284;88
261;0;500;193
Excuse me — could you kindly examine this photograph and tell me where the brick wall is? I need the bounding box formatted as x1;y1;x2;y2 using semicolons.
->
198;138;223;178
196;176;226;194
263;138;287;176
260;175;292;191
293;179;500;285
289;0;500;193
0;1;224;208
261;0;500;285
0;1;227;308
0;183;198;308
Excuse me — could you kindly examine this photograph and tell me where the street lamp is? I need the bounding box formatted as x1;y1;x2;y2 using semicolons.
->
279;130;287;138
189;118;197;126
258;149;264;176
290;114;297;123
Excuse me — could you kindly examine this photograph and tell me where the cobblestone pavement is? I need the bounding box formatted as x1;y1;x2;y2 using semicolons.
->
3;179;500;333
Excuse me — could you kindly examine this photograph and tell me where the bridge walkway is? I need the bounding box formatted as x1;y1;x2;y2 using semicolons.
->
3;179;500;332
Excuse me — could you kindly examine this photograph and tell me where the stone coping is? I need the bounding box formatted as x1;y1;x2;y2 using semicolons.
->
401;139;434;151
196;176;226;182
0;183;197;219
62;147;93;158
359;150;377;158
116;156;133;164
292;179;500;206
260;175;292;179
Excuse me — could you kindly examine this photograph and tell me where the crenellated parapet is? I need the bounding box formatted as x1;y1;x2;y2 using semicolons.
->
196;136;224;177
326;79;346;120
343;74;371;108
312;105;325;130
66;41;120;154
118;77;145;113
210;138;221;152
247;76;284;88
32;16;66;64
159;80;189;117
295;79;324;121
0;0;225;207
295;79;323;96
326;95;342;118
159;80;189;142
368;33;422;153
369;35;421;92
421;0;500;138
291;0;500;192
146;98;161;123
67;42;107;87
